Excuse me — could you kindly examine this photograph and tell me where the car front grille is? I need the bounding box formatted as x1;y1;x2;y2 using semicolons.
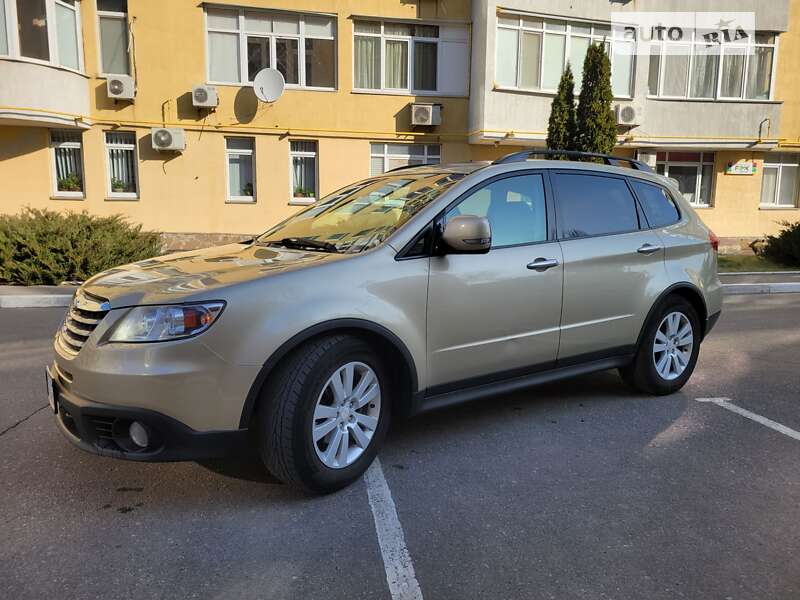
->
56;289;110;357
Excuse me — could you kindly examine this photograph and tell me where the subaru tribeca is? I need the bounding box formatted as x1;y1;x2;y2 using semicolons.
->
48;151;722;493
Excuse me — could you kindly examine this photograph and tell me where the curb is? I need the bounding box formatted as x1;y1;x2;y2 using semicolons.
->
0;295;74;309
722;283;800;295
719;271;800;276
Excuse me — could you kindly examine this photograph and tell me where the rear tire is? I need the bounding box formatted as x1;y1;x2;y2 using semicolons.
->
256;335;390;493
619;296;701;396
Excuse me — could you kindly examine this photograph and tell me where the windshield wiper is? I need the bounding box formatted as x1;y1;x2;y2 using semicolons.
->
276;237;341;253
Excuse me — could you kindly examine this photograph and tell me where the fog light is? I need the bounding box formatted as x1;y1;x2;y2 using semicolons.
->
129;421;149;448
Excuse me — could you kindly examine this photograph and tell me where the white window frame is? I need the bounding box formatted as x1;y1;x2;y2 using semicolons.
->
495;13;634;98
104;130;138;200
96;0;129;77
656;152;715;208
649;31;778;101
204;6;336;90
0;0;85;73
369;142;441;176
225;137;256;203
289;140;318;206
353;20;440;95
50;129;85;199
761;154;799;209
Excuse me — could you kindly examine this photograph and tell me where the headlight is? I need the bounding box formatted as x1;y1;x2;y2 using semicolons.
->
108;302;225;343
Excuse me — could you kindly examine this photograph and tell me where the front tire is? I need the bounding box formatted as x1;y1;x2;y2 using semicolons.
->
619;296;701;396
257;335;390;493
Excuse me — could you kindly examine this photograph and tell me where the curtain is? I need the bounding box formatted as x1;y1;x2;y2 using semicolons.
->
746;46;773;100
276;38;299;84
100;16;129;74
612;41;634;96
56;3;79;69
385;40;408;88
228;154;253;197
208;31;239;82
779;166;798;206
414;41;437;90
689;46;718;98
721;51;745;97
761;167;778;205
568;36;589;89
107;133;136;193
496;28;518;87
55;147;82;191
0;0;7;54
662;49;689;96
521;32;542;88
292;156;316;197
354;36;380;88
542;33;565;89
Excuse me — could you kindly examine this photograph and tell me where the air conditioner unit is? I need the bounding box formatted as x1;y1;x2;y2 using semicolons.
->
192;84;218;108
615;102;644;128
411;103;442;126
107;74;135;100
151;127;186;152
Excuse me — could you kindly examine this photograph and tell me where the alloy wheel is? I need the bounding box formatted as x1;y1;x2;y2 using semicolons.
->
312;361;381;469
652;311;694;381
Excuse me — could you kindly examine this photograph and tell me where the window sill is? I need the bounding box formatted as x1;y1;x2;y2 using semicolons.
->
207;81;337;93
0;55;89;78
289;198;316;206
759;204;799;210
690;204;712;209
646;95;782;105
493;85;632;101
226;198;256;204
51;195;85;201
351;88;466;98
106;194;139;201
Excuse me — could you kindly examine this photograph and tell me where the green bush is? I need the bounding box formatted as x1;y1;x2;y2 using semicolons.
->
0;208;161;285
751;220;800;266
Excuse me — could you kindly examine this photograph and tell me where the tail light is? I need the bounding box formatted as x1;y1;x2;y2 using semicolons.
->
709;230;719;253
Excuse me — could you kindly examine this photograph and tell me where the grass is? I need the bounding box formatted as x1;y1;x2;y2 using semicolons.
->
718;254;795;273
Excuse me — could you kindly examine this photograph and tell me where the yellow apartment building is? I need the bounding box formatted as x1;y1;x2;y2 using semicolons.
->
1;0;799;252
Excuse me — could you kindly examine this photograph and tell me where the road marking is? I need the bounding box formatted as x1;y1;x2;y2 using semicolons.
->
696;397;800;441
364;457;424;600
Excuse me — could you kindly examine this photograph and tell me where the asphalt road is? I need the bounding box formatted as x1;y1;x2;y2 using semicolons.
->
2;295;799;600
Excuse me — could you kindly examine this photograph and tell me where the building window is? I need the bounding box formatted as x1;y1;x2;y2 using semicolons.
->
290;140;317;204
649;32;776;101
206;7;336;89
354;21;439;93
496;14;634;97
761;154;799;208
370;143;440;176
656;152;715;207
50;129;84;198
226;137;255;202
2;0;83;69
105;131;138;198
97;0;129;75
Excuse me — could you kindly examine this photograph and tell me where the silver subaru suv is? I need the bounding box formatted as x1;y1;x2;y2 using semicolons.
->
48;151;722;493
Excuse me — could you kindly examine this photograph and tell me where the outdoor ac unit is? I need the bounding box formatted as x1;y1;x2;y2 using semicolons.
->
192;84;218;108
107;75;135;100
411;103;441;126
151;127;186;152
615;102;644;128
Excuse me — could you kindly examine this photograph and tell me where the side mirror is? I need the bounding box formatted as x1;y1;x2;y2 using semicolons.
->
440;215;492;254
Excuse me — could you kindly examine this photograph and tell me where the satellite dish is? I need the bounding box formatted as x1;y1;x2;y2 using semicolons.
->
253;68;285;103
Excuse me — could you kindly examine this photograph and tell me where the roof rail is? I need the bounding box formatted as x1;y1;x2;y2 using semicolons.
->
492;149;654;173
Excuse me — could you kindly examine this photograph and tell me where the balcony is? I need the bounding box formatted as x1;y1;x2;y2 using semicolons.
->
0;59;90;129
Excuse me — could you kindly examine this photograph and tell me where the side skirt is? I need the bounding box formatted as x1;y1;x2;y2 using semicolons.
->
414;354;634;415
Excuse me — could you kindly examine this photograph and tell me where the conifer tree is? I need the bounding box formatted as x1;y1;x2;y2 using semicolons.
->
546;63;578;156
575;43;617;155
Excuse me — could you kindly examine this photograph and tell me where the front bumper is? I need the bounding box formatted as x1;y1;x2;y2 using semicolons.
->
50;367;250;461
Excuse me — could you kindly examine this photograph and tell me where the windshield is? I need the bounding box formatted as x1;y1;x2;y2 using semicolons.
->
256;171;467;253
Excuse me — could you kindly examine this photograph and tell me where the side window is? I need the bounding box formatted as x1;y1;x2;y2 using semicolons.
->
553;173;639;239
630;180;681;228
445;174;547;247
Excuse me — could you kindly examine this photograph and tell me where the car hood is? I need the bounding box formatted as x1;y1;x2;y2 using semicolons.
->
82;242;343;307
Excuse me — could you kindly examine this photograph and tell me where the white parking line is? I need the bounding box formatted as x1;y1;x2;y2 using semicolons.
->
364;457;424;600
696;397;800;441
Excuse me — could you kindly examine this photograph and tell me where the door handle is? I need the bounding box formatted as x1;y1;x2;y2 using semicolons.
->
637;243;662;255
527;257;559;271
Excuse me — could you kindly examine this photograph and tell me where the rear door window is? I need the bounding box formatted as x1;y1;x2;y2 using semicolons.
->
629;179;681;228
552;172;640;239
